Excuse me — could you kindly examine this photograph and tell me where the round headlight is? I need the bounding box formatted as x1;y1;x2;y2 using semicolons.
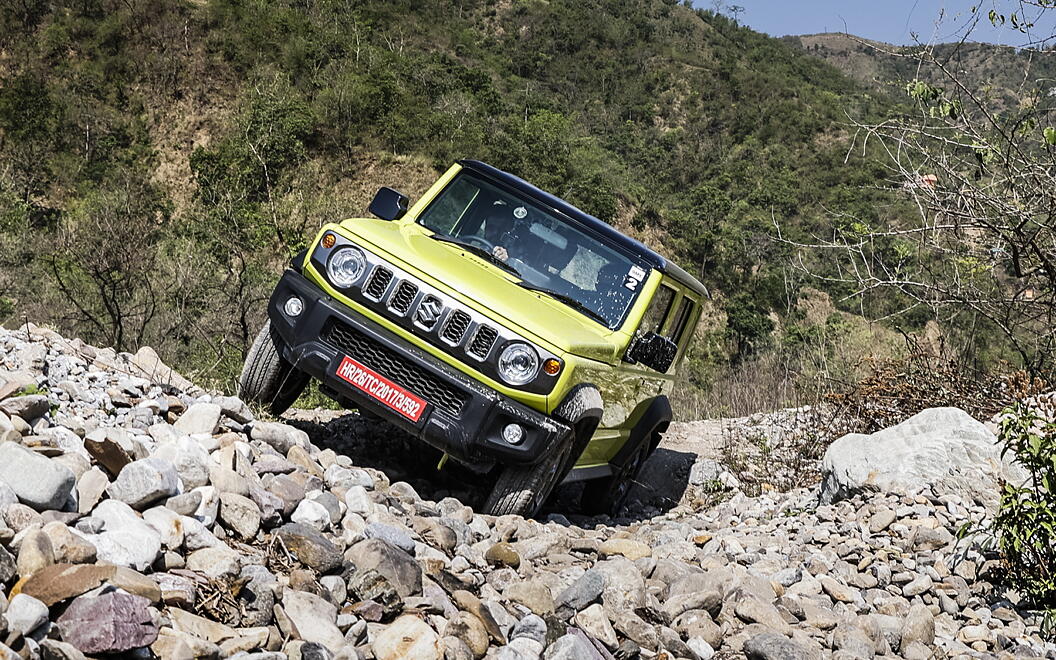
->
498;343;539;386
326;247;366;288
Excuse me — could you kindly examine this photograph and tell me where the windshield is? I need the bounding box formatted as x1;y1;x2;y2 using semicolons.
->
417;172;646;329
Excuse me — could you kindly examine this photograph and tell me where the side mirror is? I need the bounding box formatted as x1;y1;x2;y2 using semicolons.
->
369;187;410;221
627;331;678;372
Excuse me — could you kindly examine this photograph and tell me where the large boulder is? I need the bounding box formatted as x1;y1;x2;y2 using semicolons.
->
820;407;1024;505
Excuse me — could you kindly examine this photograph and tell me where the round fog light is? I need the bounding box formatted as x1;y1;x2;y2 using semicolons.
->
502;423;525;445
284;296;304;317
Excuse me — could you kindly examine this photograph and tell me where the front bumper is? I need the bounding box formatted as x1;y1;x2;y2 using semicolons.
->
267;269;571;468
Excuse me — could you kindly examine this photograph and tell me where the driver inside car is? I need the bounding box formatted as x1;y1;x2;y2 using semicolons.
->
480;202;528;263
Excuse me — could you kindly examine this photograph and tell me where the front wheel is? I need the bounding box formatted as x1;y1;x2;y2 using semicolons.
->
482;433;573;518
238;320;310;416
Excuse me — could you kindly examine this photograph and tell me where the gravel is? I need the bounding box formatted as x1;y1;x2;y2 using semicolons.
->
0;321;1052;659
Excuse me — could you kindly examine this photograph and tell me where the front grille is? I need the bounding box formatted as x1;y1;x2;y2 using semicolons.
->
467;325;498;359
388;281;418;314
363;267;393;300
324;320;469;417
441;310;471;344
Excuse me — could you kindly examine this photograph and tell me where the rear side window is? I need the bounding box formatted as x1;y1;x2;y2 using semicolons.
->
667;296;697;347
640;284;675;334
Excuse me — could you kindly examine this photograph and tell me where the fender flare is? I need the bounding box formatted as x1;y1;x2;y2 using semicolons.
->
552;383;604;481
612;395;671;468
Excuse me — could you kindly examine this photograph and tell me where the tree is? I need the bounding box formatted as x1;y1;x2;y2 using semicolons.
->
779;2;1056;376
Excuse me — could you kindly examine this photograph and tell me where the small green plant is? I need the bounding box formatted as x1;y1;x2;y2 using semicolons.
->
993;405;1056;611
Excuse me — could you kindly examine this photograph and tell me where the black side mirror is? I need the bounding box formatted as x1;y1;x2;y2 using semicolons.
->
369;187;410;221
627;331;678;372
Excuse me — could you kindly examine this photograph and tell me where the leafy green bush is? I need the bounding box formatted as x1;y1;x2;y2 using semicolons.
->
994;406;1056;609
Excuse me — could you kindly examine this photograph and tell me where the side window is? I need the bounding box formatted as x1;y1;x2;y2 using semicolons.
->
667;297;697;347
640;284;675;334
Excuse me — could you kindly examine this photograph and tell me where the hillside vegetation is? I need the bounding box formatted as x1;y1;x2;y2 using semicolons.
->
791;32;1056;113
0;0;985;415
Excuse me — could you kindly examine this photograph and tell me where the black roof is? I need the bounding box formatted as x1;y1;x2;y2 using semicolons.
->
458;160;707;297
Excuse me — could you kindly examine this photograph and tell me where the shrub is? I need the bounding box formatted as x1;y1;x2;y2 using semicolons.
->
993;405;1056;610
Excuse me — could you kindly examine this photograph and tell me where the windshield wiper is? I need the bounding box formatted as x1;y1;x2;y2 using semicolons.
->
517;282;610;326
430;234;521;277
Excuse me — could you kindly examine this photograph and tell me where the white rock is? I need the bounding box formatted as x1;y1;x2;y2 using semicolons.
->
80;499;162;571
173;402;222;436
820;407;1025;505
292;499;331;531
153;436;211;489
372;614;442;660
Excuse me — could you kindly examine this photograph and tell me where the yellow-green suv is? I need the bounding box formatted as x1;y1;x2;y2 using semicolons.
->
240;161;704;517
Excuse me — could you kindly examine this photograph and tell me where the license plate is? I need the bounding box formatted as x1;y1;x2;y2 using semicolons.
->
334;355;427;422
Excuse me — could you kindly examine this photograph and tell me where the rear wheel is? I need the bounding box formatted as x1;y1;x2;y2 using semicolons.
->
238;320;309;416
580;431;657;516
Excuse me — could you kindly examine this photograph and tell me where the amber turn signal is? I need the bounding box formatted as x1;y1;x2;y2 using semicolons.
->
321;232;336;248
543;358;562;376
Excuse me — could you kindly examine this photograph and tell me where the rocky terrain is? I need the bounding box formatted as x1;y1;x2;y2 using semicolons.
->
0;323;1053;660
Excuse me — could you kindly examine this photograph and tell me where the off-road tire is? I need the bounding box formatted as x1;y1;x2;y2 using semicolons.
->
238;320;309;416
579;429;659;516
482;387;602;518
481;435;573;517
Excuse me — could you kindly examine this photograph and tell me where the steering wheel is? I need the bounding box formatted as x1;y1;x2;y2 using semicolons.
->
465;235;496;252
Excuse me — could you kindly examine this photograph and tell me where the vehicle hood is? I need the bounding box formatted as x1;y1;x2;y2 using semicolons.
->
336;218;623;361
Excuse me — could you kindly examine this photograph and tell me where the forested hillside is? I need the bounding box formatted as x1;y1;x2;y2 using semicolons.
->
0;0;955;414
791;32;1056;113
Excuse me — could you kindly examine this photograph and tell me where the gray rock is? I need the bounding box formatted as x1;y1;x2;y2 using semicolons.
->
106;458;179;509
511;614;548;645
743;632;817;660
57;589;159;654
363;522;416;554
213;395;253;424
5;593;49;635
555;569;605;611
902;574;933;597
594;557;646;611
902;604;935;648
346;538;422;597
275;523;343;573
544;632;605;659
282;590;344;649
0;543;14;583
833;623;875;657
219;492;262;540
820;407;1025;504
0;442;76;511
250;421;309;454
172;402;222;436
0;394;50;421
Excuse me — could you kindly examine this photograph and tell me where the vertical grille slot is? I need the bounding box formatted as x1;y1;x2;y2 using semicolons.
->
467;325;498;359
441;310;471;344
388;281;418;314
363;267;393;300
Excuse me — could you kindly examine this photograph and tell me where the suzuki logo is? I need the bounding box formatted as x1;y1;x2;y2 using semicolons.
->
416;297;443;327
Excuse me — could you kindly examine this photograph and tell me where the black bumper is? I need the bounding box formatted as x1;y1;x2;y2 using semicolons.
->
267;269;570;467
